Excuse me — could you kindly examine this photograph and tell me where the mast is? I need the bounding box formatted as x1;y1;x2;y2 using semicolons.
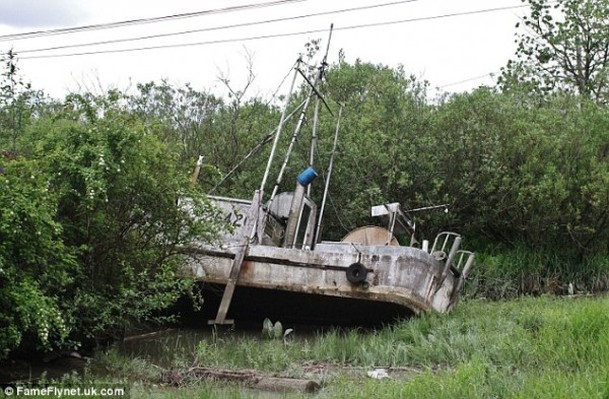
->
315;105;342;244
260;59;301;193
270;24;334;202
308;24;333;197
268;24;335;204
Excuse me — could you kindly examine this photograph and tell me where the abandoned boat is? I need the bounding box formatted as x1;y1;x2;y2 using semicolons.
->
184;36;474;326
186;188;474;326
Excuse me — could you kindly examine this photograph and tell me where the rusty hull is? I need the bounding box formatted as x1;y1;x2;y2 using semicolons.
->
187;241;459;316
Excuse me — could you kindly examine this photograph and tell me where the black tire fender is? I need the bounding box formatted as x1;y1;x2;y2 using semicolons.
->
346;262;368;284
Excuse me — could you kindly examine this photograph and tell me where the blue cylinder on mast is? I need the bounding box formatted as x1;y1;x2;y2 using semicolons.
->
297;167;318;187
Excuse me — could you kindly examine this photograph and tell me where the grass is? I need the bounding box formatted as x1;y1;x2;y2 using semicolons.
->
38;295;609;398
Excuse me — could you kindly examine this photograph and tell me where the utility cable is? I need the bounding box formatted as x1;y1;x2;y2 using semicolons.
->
17;0;420;55
0;0;307;41
438;72;495;88
17;3;528;60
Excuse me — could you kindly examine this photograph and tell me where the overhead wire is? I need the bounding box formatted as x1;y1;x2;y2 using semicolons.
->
16;0;421;55
17;3;529;60
438;72;496;88
0;0;307;41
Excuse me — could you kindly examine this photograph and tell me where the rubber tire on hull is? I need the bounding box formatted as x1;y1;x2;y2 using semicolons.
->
346;262;368;284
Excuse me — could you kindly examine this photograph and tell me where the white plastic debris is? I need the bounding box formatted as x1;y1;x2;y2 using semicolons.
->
367;369;390;380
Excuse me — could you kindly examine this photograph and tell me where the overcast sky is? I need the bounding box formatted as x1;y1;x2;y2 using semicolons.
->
0;0;529;100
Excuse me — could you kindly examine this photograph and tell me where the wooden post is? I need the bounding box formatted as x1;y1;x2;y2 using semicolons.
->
209;190;262;325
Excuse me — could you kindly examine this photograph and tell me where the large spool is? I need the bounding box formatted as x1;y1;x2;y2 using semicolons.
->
341;226;400;246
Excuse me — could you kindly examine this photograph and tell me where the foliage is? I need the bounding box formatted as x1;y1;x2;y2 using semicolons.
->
0;158;77;357
317;60;433;239
126;81;280;195
0;86;225;357
500;0;609;103
0;50;43;153
25;92;225;341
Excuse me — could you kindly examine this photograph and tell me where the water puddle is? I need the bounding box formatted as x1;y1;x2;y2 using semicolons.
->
0;324;325;384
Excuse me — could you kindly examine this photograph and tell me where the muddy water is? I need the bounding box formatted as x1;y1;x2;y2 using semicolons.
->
119;328;222;367
0;356;87;384
0;325;320;383
118;325;322;367
0;329;212;383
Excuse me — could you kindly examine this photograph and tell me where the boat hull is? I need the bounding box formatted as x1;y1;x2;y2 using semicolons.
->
191;282;415;326
185;241;461;324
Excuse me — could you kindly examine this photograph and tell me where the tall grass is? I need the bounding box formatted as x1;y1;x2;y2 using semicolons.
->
90;295;609;398
472;245;609;298
317;296;609;398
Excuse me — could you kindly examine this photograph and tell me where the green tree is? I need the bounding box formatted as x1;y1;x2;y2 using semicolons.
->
0;89;226;358
0;157;77;358
0;50;42;152
127;81;280;195
500;0;609;102
316;59;433;239
32;91;225;340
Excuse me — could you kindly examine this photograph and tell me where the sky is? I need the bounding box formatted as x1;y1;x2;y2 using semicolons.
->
0;0;529;100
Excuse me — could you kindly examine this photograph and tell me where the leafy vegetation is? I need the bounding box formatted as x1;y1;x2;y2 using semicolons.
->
500;0;609;102
2;0;609;361
0;64;225;357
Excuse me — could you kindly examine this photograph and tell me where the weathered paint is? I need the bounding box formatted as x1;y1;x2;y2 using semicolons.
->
186;240;463;316
183;195;473;324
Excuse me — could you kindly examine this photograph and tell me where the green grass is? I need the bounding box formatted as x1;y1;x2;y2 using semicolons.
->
79;295;609;398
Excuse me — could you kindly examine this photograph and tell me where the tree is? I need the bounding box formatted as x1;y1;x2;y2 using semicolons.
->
0;157;77;358
317;59;433;239
0;89;226;358
500;0;609;102
32;91;225;341
126;81;280;195
0;50;42;152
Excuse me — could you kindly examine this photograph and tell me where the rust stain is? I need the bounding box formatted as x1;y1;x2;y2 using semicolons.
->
240;260;253;278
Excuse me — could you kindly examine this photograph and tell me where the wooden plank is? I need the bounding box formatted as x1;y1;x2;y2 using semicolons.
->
210;190;262;325
166;367;321;393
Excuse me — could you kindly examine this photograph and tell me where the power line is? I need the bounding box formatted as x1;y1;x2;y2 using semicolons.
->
438;72;495;88
17;29;326;59
17;0;420;55
337;3;527;34
18;3;528;60
0;0;307;42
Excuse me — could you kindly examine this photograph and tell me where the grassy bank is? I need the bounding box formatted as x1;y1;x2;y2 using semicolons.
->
469;246;609;298
72;295;608;398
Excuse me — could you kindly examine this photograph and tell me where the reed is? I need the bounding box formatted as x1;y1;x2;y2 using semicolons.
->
89;295;609;398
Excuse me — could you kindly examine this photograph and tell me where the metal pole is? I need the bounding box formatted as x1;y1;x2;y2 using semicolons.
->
308;95;321;197
314;105;342;244
260;59;301;193
308;24;333;197
269;86;314;202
